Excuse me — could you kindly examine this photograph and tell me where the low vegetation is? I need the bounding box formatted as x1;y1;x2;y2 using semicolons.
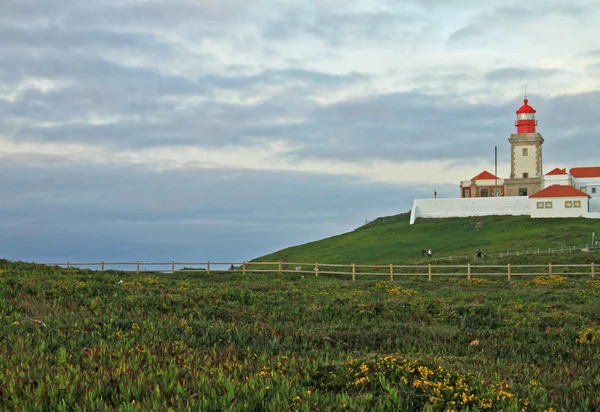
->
2;259;600;410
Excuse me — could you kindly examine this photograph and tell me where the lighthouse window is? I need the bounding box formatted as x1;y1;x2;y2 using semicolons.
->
518;113;535;120
522;148;528;157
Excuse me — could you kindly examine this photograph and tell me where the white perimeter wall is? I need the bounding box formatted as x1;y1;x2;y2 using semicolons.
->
590;198;600;212
410;197;530;224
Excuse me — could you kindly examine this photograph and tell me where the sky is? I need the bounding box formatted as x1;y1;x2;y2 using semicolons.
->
1;0;600;265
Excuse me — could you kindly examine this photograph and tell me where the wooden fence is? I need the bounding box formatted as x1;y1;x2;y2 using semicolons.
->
39;261;597;281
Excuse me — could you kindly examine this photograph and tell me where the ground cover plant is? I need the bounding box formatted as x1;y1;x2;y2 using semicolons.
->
1;258;600;410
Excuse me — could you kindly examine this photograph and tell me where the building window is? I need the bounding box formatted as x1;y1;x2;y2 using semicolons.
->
495;188;502;197
545;202;553;209
522;148;528;156
519;188;528;196
593;188;597;194
523;173;528;178
480;188;489;197
581;187;587;193
565;201;573;208
574;201;581;208
537;202;544;209
464;189;470;197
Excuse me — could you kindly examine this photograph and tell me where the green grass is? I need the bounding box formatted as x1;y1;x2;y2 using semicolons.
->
256;213;600;265
1;259;600;410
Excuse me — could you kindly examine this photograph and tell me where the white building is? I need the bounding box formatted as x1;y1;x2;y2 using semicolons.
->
529;185;590;218
542;168;572;188
570;167;600;198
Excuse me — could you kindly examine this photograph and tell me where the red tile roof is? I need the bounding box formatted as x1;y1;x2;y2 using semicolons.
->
546;167;567;176
529;185;590;198
471;170;499;180
570;167;600;178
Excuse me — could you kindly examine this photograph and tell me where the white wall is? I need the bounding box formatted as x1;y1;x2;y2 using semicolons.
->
543;175;571;188
589;198;600;212
530;197;589;218
572;177;600;198
514;144;539;178
410;197;530;224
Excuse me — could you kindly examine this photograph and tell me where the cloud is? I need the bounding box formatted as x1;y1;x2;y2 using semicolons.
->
485;67;563;83
0;157;424;262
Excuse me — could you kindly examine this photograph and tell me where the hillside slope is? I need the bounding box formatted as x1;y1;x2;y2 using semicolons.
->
255;213;600;264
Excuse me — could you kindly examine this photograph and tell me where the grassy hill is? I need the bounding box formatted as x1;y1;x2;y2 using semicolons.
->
256;213;600;265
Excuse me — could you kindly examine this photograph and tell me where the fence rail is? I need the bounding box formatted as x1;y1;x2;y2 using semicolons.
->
35;260;597;282
432;243;600;262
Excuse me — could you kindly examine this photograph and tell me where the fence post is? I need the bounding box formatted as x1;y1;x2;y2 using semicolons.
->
101;261;105;271
171;261;175;274
467;263;471;281
315;262;319;277
278;261;282;275
428;264;432;282
548;263;552;276
592;263;595;279
390;264;394;282
136;261;140;274
207;261;211;274
508;264;511;282
352;263;356;281
242;262;246;275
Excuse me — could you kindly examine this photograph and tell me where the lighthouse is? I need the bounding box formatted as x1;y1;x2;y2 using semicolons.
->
505;98;544;196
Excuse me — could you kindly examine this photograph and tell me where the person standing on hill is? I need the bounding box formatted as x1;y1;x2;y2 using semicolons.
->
427;249;432;258
422;248;426;257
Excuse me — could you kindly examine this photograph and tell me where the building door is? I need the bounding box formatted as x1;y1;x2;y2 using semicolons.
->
518;188;528;196
480;188;489;197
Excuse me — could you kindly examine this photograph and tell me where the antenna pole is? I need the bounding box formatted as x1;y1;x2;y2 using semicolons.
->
495;146;498;196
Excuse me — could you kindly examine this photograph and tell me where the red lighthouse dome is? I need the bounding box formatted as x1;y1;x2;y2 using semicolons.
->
515;98;537;133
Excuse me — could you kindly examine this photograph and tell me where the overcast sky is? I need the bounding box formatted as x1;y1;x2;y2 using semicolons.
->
1;0;600;264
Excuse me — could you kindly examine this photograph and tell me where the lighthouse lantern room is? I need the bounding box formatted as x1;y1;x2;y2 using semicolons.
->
515;98;538;134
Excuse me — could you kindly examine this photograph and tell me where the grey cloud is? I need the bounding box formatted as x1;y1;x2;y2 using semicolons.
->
446;25;483;46
585;62;600;77
0;0;254;28
485;67;563;83
446;3;588;46
263;8;425;46
522;91;600;167
0;25;169;54
0;158;422;262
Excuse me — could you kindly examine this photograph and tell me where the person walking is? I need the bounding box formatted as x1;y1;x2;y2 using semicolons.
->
427;248;432;258
422;248;426;257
